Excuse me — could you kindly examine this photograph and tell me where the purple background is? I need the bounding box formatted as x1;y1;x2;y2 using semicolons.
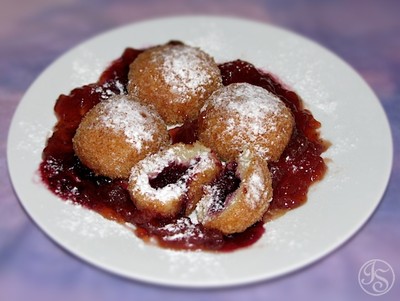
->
1;0;399;300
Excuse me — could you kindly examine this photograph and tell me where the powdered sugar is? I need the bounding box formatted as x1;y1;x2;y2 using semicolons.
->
94;95;158;151
203;82;291;159
160;217;205;242
224;83;282;118
238;149;266;209
159;45;215;102
196;185;223;222
130;143;216;204
207;83;283;137
93;80;125;100
246;173;265;208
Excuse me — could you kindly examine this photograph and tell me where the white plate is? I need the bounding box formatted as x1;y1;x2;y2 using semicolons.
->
7;16;393;287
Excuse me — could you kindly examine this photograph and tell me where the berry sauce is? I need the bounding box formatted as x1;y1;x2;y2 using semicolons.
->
149;162;190;189
39;47;327;252
207;162;241;214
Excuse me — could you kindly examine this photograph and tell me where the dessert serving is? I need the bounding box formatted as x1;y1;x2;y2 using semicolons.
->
39;41;328;251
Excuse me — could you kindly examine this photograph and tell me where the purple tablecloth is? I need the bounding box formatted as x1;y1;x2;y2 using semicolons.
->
1;0;399;300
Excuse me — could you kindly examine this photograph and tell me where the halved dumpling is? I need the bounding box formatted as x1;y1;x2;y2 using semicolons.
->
128;142;221;218
196;149;273;234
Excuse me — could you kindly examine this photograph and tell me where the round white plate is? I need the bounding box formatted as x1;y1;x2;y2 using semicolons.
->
7;16;393;287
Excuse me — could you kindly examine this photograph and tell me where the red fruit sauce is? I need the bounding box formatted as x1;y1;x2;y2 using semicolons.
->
39;46;328;252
